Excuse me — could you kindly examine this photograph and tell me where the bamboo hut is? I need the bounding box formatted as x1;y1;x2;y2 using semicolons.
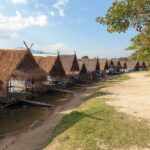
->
34;55;66;84
60;54;80;77
139;61;147;70
78;61;88;80
81;58;100;80
0;49;46;99
107;60;115;74
112;60;122;73
120;61;127;72
99;59;109;75
126;61;140;71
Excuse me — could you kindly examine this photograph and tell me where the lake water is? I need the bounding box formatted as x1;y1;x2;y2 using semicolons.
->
0;92;72;137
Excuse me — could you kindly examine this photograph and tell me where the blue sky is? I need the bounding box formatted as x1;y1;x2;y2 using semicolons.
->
0;0;137;58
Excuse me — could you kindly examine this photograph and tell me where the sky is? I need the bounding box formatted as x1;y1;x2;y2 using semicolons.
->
0;0;137;58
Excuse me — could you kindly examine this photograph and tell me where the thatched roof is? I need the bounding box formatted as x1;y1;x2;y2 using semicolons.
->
108;60;114;68
139;61;147;68
99;59;109;71
112;60;121;68
81;58;100;73
78;61;88;75
120;61;127;69
60;54;80;76
34;55;66;78
126;61;140;69
0;49;46;86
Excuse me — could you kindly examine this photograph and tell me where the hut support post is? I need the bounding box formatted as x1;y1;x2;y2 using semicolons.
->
25;81;27;92
6;82;9;104
31;80;34;92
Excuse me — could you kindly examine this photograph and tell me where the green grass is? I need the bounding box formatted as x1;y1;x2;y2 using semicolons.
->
105;73;131;86
48;89;150;150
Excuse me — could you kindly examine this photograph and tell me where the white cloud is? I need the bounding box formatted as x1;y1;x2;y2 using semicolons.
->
10;0;29;4
53;0;69;17
49;11;56;17
34;43;77;55
48;43;68;51
0;11;48;38
34;43;68;52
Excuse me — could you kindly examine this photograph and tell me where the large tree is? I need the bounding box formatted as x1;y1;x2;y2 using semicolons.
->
97;0;150;33
96;0;150;63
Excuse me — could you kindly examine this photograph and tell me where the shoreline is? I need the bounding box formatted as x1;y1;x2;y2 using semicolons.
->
0;82;102;150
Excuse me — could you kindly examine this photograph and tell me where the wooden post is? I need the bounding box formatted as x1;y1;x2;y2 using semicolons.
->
6;82;9;104
25;80;27;92
32;80;34;92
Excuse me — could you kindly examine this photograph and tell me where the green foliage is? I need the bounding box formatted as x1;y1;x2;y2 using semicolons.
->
97;0;150;64
119;57;128;61
82;56;89;59
97;0;150;33
127;25;150;63
129;48;150;63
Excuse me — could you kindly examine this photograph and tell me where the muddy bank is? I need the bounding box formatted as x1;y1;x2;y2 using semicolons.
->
0;82;101;150
0;92;71;137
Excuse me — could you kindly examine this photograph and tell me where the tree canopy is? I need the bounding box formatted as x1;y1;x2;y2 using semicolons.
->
97;0;150;33
97;0;150;64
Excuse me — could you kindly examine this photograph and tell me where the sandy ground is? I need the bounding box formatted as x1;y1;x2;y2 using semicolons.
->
0;83;102;150
106;72;150;122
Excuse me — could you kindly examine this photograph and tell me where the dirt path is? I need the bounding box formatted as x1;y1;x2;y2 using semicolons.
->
106;72;150;122
0;83;102;150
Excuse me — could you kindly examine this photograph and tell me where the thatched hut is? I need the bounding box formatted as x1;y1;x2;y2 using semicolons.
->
60;54;80;78
99;59;109;75
126;61;140;71
139;61;147;70
107;60;115;74
78;61;88;79
120;61;127;72
34;55;66;83
112;60;122;73
0;49;46;98
81;58;100;80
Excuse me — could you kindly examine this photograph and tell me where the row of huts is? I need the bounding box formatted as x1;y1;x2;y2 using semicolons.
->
0;49;148;100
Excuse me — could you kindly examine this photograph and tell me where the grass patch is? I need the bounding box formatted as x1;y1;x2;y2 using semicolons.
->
114;73;130;81
86;91;110;100
48;91;150;150
105;73;131;86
